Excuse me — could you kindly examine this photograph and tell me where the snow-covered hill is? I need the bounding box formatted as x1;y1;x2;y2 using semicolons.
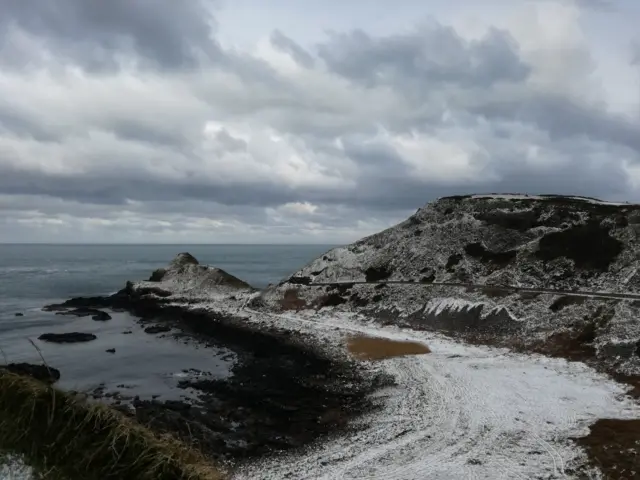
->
259;194;640;379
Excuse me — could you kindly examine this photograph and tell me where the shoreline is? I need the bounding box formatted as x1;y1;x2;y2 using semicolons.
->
41;280;392;468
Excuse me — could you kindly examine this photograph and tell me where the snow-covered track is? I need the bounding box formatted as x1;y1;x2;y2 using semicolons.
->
233;310;640;480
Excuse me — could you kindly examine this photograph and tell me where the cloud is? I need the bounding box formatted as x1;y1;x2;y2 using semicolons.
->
0;0;220;71
317;22;530;91
0;0;638;243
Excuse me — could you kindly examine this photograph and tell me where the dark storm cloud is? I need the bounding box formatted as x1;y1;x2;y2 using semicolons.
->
0;109;61;142
470;93;640;154
0;165;299;207
0;0;220;70
107;120;190;148
317;23;530;90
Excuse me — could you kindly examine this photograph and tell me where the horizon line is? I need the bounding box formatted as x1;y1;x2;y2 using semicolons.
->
0;242;339;246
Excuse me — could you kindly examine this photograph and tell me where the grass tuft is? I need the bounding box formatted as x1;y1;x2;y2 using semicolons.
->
0;369;224;480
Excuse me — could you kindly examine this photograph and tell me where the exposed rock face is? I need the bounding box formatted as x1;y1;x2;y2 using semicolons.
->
260;194;640;379
275;195;639;290
132;252;253;302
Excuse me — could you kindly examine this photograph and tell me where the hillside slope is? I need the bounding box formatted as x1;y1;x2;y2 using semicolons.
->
259;194;640;380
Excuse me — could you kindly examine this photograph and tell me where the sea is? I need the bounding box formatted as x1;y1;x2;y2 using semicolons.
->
0;244;333;398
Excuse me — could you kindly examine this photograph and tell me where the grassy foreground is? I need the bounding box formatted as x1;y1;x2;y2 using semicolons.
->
0;369;224;480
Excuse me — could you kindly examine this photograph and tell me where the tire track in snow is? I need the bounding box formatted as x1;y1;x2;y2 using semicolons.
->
234;309;640;480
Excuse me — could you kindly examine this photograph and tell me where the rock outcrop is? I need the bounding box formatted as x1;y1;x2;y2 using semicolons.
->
1;363;61;383
55;308;112;321
135;252;253;302
38;333;97;343
275;194;640;290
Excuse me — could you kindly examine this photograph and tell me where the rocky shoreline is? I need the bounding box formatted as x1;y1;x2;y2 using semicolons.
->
41;259;393;465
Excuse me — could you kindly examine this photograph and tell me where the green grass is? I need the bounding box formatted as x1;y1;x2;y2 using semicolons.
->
0;369;224;480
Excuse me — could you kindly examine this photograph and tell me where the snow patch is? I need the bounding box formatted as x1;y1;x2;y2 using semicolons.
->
424;297;484;316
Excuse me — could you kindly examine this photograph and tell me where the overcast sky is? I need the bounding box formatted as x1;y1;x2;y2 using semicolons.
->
0;0;638;244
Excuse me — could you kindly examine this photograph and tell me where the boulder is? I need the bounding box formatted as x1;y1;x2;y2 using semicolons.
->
144;325;172;334
38;332;97;343
149;268;167;282
91;310;112;321
1;363;61;383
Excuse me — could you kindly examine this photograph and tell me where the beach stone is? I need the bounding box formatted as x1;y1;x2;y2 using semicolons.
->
38;332;97;343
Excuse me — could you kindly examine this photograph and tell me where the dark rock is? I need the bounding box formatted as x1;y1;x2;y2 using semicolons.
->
148;268;167;282
365;265;393;282
42;305;70;312
420;273;436;283
536;221;623;271
106;348;116;354
122;330;133;335
288;276;312;285
144;325;172;334
15;313;24;317
1;363;60;383
445;254;463;271
135;286;172;298
464;242;517;266
54;307;111;321
45;296;114;310
328;283;353;295
91;311;112;321
38;332;97;343
349;293;369;307
549;295;586;312
315;293;347;308
163;400;192;412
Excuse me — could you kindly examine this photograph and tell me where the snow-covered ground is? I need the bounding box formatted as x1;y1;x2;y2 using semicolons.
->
233;308;640;480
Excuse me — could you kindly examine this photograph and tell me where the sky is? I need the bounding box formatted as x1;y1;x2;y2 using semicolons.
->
0;0;638;244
